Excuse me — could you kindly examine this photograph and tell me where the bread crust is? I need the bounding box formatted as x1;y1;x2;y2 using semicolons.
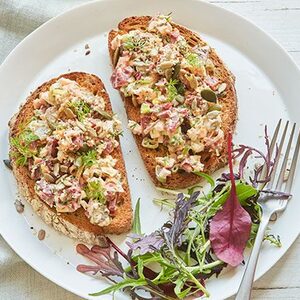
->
108;16;237;189
9;72;132;244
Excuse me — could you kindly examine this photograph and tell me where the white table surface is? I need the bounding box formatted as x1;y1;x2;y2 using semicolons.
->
0;0;299;299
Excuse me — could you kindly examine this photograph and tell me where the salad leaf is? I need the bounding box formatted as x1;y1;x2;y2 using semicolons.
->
163;192;199;249
127;232;164;255
76;128;284;299
76;244;124;277
209;133;252;267
133;198;142;235
193;171;215;189
90;278;148;296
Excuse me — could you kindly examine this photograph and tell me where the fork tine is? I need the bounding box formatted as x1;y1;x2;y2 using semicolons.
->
285;130;300;193
259;119;282;185
267;121;289;189
275;123;296;190
269;119;282;156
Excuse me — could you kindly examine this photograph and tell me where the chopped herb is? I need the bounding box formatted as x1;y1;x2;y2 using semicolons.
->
70;100;91;121
85;181;105;202
111;130;123;138
166;79;179;101
264;234;282;247
165;12;173;22
81;150;97;167
10;129;39;166
123;36;146;51
186;52;201;68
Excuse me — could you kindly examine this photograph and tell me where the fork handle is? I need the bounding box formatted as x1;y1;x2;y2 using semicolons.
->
235;214;271;300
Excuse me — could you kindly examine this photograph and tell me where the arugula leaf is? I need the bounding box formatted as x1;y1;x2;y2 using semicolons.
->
264;234;281;247
212;181;258;209
132;198;142;234
193;171;215;189
174;278;191;299
89;278;148;296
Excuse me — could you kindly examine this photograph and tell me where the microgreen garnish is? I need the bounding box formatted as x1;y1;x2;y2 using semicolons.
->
166;79;179;101
123;36;146;51
70;99;91;121
81;149;97;167
85;181;105;203
166;79;185;101
10;129;39;166
186;53;201;68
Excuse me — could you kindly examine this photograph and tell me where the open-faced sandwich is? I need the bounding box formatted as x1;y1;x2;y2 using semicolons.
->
109;14;237;188
9;72;132;244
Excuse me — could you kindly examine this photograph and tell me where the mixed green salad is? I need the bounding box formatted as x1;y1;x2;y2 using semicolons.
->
76;130;288;299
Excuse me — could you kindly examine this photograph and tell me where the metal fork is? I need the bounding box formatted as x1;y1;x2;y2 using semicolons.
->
235;120;300;300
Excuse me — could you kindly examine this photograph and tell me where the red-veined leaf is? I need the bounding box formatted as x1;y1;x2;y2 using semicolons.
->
209;133;252;267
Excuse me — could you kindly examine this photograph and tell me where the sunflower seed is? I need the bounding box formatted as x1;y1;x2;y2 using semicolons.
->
38;229;46;241
113;46;122;67
64;107;76;119
14;200;24;214
218;83;227;94
44;173;55;183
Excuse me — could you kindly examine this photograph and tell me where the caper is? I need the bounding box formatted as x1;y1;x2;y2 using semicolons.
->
201;88;217;103
175;81;185;96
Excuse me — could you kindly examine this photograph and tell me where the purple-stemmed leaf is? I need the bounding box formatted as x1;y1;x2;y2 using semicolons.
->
209;133;252;267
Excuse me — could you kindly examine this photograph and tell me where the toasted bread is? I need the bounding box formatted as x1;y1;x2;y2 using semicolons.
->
9;72;132;245
108;16;237;189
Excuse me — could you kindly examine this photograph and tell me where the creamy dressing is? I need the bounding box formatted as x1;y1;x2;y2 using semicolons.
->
111;14;226;183
14;78;124;226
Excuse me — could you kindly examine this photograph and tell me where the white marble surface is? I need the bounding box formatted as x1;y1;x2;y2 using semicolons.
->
0;0;299;299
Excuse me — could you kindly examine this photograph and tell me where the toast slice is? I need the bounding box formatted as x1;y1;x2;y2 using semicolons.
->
9;72;132;245
108;15;237;189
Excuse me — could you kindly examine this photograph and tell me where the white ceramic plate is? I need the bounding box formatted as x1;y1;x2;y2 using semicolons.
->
0;0;300;299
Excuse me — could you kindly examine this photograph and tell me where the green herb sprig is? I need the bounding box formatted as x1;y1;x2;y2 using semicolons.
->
10;130;39;166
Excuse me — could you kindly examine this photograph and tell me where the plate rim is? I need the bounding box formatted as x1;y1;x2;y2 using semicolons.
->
0;0;299;299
